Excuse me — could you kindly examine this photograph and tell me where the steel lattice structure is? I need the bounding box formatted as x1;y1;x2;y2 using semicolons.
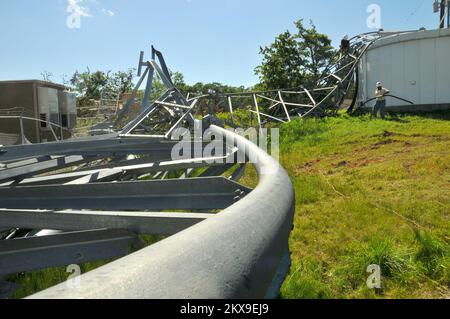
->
0;124;294;299
88;31;417;136
191;30;419;128
0;30;417;299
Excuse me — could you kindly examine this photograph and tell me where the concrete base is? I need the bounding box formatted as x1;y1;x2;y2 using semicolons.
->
0;133;31;146
359;103;450;114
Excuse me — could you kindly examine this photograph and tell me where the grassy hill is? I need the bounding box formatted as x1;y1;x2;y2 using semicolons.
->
242;112;449;299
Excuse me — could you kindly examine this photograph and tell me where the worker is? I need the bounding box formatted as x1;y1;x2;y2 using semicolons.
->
340;35;350;55
373;82;390;120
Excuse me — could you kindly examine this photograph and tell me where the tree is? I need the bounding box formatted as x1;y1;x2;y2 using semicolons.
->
69;68;135;104
255;19;335;90
255;30;306;90
146;71;245;100
41;71;53;82
183;82;245;95
146;71;187;101
295;20;335;85
108;69;135;97
70;68;109;100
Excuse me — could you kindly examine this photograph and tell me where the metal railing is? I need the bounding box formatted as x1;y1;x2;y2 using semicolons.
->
0;111;73;144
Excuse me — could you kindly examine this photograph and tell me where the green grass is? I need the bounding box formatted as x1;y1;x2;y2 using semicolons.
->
5;112;449;299
7;235;163;299
8;260;112;299
267;112;450;299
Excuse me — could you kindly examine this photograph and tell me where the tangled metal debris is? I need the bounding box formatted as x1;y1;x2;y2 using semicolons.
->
0;30;415;299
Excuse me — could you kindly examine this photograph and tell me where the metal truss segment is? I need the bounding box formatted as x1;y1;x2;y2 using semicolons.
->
0;209;212;236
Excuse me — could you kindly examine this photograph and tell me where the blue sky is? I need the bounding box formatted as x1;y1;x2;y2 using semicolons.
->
0;0;441;87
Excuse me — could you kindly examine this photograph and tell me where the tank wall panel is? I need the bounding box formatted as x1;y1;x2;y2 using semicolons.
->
359;31;450;109
436;36;450;104
403;41;421;104
419;38;436;104
390;43;406;106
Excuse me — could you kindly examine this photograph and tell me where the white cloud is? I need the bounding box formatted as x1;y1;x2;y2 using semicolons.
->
102;8;115;17
67;0;93;18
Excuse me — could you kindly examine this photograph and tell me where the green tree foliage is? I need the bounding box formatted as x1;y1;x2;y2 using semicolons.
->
183;82;245;95
255;30;306;90
145;71;188;101
41;71;53;82
70;68;135;105
69;65;246;111
147;71;246;101
255;19;335;90
295;20;336;85
109;70;135;96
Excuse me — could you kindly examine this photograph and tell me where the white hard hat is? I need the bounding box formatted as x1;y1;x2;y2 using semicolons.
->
376;82;382;87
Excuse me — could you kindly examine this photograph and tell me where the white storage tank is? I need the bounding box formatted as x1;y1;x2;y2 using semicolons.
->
37;86;60;131
357;28;450;112
58;91;77;130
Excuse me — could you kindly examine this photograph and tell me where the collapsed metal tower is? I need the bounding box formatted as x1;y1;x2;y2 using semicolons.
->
195;30;418;128
93;31;418;135
0;30;416;299
0;47;295;298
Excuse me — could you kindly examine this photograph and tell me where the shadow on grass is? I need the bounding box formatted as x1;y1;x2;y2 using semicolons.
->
409;111;450;121
390;110;450;121
350;109;450;121
384;115;410;123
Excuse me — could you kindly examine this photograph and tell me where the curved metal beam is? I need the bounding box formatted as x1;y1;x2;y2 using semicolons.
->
29;125;295;299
